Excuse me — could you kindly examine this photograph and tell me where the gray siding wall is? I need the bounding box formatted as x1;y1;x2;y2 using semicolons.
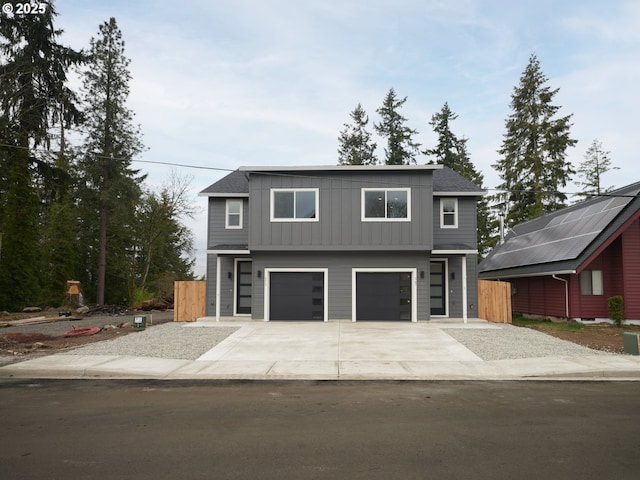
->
206;251;479;319
208;198;249;248
432;196;478;247
248;171;433;250
251;251;431;320
205;254;242;317
443;254;479;318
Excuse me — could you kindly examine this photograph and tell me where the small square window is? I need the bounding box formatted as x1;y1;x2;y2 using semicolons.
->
440;198;458;228
580;270;604;296
225;199;243;229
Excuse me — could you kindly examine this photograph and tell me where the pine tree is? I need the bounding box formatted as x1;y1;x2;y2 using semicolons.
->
374;88;421;165
337;104;377;165
493;54;577;227
78;17;145;305
0;1;84;310
133;171;195;301
575;139;618;200
425;102;497;258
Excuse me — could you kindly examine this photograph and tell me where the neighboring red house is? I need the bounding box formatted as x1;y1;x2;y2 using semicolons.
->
479;182;640;321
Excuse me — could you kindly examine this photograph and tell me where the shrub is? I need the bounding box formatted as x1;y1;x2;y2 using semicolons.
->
608;296;625;327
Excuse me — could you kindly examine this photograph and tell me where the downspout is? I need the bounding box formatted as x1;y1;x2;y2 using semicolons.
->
552;275;569;319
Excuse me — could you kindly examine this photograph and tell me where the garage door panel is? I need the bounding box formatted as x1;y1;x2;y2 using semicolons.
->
356;272;411;321
269;272;324;321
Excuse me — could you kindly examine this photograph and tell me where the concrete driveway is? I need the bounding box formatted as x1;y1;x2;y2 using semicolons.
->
2;319;640;380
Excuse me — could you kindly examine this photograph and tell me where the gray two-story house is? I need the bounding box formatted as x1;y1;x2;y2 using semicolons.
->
199;165;484;322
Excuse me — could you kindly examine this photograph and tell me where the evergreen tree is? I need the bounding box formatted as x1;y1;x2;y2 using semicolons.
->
425;102;497;258
0;1;84;310
374;88;420;165
77;17;145;305
132;171;195;302
493;54;577;227
575;139;618;200
337;104;377;165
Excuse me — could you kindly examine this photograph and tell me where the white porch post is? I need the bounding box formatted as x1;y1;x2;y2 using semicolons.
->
462;255;468;324
215;256;221;322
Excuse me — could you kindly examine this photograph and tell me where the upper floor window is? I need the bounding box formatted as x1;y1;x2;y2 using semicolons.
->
226;199;243;229
362;188;411;221
580;269;603;296
440;198;458;228
271;189;319;222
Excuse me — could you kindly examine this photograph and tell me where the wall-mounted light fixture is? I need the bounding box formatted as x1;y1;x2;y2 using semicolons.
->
227;272;232;280
451;272;456;281
257;270;262;279
420;271;425;279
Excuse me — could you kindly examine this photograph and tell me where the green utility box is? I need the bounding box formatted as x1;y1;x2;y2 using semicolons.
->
623;332;640;355
133;315;147;331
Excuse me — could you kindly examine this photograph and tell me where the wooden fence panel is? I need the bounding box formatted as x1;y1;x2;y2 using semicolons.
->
478;280;512;323
174;281;206;322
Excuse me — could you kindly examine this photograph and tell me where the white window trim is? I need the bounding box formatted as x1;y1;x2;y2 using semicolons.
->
225;199;243;229
270;188;320;222
361;188;411;222
351;268;417;322
263;268;329;322
440;198;458;229
580;269;604;296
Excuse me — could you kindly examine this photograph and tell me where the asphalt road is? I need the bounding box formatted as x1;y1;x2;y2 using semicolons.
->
1;380;639;479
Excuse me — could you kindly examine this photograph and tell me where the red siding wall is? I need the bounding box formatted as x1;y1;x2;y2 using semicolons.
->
513;218;640;320
512;276;567;318
570;237;623;319
622;219;640;318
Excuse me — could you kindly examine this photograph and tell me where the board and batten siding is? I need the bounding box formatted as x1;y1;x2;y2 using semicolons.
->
251;251;431;320
432;196;478;247
208;198;249;247
248;171;433;251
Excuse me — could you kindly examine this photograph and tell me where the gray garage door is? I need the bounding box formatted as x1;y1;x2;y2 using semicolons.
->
356;272;412;321
269;272;324;321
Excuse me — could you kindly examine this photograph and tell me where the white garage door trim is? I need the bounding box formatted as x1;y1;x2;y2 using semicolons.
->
352;268;417;322
264;268;329;322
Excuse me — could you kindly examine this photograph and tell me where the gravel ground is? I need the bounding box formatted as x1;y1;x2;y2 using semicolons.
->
443;324;612;361
64;321;614;362
67;323;239;360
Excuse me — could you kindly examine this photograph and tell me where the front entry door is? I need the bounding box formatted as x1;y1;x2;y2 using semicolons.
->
430;261;446;316
235;260;252;315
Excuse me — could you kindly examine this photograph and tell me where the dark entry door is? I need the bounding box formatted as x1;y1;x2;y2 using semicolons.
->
235;260;252;314
356;272;412;321
269;272;324;321
430;261;446;316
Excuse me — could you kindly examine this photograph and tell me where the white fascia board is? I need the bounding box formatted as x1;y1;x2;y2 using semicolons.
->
198;192;249;198
207;250;251;255
434;191;486;197
239;164;443;172
480;270;577;280
432;250;478;255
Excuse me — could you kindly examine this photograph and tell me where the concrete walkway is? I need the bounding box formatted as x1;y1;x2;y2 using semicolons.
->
2;319;640;380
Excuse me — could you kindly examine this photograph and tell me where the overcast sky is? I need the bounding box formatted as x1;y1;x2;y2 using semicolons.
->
55;0;640;277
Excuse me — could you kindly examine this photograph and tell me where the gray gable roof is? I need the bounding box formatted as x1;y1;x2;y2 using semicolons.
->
432;167;485;194
479;182;640;277
200;166;484;196
199;170;249;196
